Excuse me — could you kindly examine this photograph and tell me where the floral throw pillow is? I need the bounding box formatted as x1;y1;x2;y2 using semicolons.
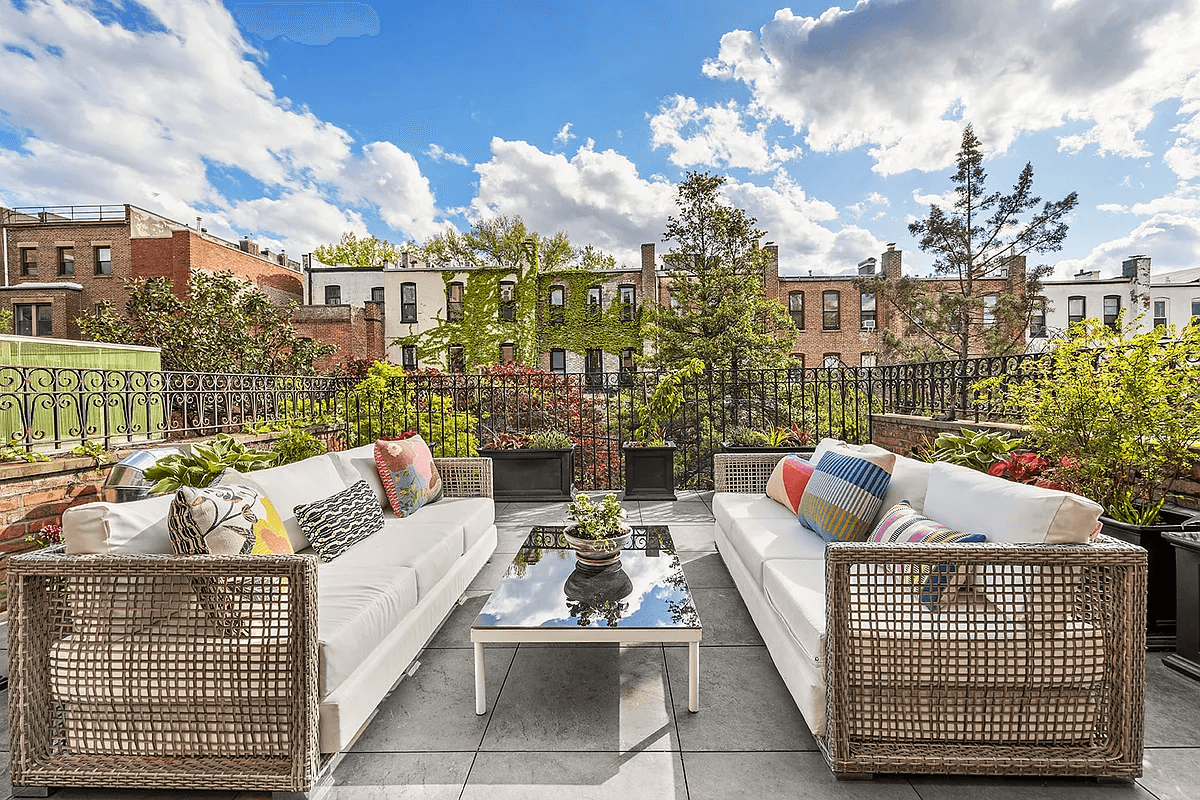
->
168;483;293;557
374;435;443;517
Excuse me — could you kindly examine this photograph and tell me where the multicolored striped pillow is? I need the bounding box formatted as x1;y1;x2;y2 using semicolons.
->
797;450;894;543
765;454;816;515
868;501;986;608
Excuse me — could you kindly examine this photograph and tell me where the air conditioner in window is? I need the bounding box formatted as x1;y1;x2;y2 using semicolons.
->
861;320;876;330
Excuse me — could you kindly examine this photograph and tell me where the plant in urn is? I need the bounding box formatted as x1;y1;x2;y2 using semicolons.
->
564;493;632;569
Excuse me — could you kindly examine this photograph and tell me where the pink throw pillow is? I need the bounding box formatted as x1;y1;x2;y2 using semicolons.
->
374;435;443;517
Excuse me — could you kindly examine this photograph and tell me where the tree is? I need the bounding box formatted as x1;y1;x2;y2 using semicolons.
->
77;271;335;374
645;171;796;371
313;231;412;267
858;125;1078;361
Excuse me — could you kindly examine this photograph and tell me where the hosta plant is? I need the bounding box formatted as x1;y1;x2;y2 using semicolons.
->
144;434;277;494
917;428;1024;472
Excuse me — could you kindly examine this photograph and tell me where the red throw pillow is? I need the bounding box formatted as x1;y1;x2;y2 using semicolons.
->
764;454;815;515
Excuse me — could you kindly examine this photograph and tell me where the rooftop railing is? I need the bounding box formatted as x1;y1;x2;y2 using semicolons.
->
2;205;128;224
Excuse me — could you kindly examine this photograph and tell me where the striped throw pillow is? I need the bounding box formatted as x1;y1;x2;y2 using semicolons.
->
869;501;986;608
765;454;816;515
294;479;385;562
797;450;894;543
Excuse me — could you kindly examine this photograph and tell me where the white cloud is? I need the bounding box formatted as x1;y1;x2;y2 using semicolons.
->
0;0;441;253
703;1;1200;175
648;95;801;173
846;191;890;218
425;144;469;166
912;188;958;209
1097;203;1129;213
554;123;576;145
1054;212;1200;278
472;138;883;274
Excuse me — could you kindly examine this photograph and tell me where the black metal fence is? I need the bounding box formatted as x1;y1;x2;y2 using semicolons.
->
1;356;1042;489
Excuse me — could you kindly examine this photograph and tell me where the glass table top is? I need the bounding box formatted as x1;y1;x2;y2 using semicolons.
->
472;526;702;631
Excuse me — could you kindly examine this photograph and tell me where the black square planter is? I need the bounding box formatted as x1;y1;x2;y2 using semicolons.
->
485;448;575;502
1165;531;1200;681
622;443;676;501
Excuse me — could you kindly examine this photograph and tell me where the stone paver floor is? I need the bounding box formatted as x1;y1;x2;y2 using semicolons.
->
1;491;1197;799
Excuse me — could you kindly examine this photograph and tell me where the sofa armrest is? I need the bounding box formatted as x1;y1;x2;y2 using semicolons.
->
435;457;494;498
713;452;788;494
7;547;320;792
822;534;1146;776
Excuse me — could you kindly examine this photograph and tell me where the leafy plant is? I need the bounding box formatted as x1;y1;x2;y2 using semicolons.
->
725;423;812;448
144;434;277;494
633;358;705;445
526;429;573;449
916;428;1024;472
726;426;770;446
978;317;1200;524
70;440;112;467
270;428;327;466
986;452;1071;490
566;493;629;546
0;435;48;464
480;432;530;451
346;361;478;456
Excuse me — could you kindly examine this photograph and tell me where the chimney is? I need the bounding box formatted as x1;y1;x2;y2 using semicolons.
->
764;243;780;293
247;241;259;256
641;243;657;307
278;251;287;266
857;257;877;276
881;243;902;279
1122;254;1152;316
1074;269;1099;281
239;236;250;252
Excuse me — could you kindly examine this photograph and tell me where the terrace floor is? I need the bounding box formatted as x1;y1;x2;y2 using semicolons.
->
1;493;1198;799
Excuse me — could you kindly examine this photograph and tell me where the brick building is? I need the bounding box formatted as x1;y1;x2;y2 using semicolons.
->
292;301;385;374
1;204;304;340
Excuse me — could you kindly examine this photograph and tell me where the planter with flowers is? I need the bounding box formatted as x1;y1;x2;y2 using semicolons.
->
563;493;632;568
481;429;575;502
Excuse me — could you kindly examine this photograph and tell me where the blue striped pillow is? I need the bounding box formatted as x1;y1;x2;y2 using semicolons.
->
797;450;894;543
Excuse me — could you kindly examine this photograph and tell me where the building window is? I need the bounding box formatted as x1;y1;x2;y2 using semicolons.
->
860;292;876;330
57;246;74;276
1067;296;1085;325
94;246;111;275
788;354;806;381
587;286;603;308
861;353;877;368
823;353;842;368
585;348;604;387
549;285;565;324
788;291;804;329
371;286;385;305
448;344;465;373
15;303;52;337
1153;298;1168;329
620;348;636;374
549;348;566;374
19;247;36;276
1103;295;1121;329
447;282;464;321
1030;297;1047;337
499;280;516;321
400;282;417;322
982;293;998;327
500;342;516;365
401;345;418;370
618;284;636;321
324;284;341;305
822;291;840;330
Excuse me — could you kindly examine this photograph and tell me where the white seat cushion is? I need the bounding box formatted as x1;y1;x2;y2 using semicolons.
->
315;563;419;696
762;559;827;667
329;444;388;507
221;455;347;551
712;492;797;534
727;516;827;586
923;461;1102;544
324;519;464;598
406;497;495;550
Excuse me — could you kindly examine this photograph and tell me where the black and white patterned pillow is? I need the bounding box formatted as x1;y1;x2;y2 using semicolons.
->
293;479;385;561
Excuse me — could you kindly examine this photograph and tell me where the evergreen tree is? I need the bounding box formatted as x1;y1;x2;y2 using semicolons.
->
645;171;795;371
858;125;1077;361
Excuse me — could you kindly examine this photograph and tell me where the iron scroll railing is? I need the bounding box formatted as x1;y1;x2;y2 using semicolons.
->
0;357;1042;488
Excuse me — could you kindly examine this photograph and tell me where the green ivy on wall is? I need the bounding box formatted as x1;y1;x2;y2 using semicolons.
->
537;270;645;356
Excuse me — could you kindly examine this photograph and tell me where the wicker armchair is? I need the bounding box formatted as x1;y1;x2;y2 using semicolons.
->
713;452;1147;778
8;457;493;794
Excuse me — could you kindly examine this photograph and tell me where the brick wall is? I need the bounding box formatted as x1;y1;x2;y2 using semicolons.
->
0;456;110;566
133;230;303;304
293;302;385;373
869;412;1027;456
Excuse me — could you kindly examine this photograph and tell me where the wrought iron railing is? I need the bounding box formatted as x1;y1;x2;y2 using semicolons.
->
2;205;128;224
0;356;1042;487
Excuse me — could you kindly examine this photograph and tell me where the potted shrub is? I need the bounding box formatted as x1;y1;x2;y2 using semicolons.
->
722;423;814;456
481;429;575;502
981;317;1200;646
623;359;704;501
563;493;633;569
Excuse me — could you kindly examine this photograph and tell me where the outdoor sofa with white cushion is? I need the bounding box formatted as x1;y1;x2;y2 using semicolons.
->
713;439;1147;778
8;445;496;794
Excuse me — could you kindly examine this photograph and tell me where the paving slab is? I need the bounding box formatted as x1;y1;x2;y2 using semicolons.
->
462;750;687;799
322;752;474;799
683;751;918;800
1138;746;1200;800
676;550;736;589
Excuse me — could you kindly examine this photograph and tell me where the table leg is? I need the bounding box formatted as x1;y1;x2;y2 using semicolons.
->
688;641;699;712
474;642;487;715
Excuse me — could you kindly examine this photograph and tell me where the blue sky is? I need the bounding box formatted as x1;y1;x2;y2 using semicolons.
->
3;0;1200;279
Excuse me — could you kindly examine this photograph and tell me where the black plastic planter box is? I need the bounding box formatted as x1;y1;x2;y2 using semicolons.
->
721;444;815;458
485;448;575;502
1165;531;1200;681
1101;507;1200;650
623;443;676;501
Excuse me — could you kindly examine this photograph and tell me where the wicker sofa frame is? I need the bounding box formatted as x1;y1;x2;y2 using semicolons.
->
8;457;493;794
713;451;1147;778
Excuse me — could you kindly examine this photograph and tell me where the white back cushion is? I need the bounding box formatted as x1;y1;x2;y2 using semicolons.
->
329;443;387;507
62;493;175;554
923;461;1101;544
220;455;347;551
880;455;933;515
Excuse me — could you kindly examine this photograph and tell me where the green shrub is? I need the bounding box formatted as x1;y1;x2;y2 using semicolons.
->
271;428;327;466
526;429;573;449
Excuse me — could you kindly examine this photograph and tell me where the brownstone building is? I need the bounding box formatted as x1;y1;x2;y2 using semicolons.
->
1;204;304;341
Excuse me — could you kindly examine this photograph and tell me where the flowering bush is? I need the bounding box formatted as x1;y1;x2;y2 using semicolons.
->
986;452;1074;491
26;523;63;549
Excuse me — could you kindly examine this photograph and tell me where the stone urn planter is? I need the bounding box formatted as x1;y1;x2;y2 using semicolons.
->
622;442;677;501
